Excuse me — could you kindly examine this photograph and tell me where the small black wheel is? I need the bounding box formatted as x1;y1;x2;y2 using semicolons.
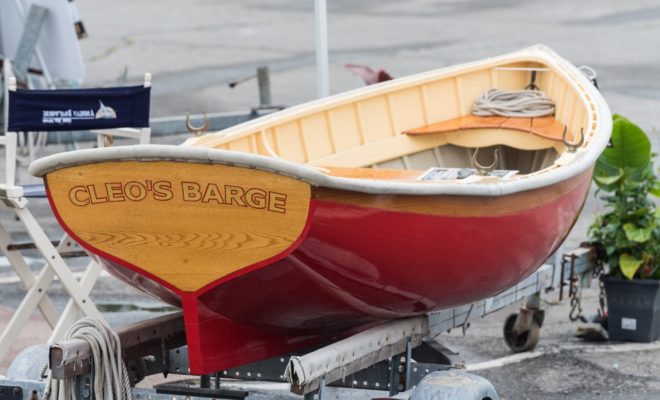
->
503;312;540;352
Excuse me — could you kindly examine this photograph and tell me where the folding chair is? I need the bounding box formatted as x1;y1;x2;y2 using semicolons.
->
0;62;152;363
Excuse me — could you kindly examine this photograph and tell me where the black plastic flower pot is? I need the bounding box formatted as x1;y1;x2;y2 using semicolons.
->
604;277;660;342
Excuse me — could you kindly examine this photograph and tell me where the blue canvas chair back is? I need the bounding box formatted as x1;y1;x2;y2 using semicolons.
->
4;80;151;198
8;85;150;132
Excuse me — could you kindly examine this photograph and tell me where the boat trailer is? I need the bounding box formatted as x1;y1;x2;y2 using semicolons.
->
0;246;596;400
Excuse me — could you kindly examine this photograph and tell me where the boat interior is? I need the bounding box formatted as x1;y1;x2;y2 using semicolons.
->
187;60;590;182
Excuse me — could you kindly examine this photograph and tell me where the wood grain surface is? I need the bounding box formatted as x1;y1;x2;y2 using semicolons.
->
404;115;574;142
46;161;312;292
314;169;592;218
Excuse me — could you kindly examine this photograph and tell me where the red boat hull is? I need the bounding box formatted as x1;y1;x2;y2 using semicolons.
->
90;169;591;374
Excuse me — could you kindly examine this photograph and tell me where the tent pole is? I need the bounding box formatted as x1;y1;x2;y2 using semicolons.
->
314;0;329;98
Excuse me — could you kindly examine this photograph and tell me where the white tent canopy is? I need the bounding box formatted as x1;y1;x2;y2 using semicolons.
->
0;0;85;84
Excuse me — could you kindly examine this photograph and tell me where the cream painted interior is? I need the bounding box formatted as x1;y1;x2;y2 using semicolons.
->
186;58;590;177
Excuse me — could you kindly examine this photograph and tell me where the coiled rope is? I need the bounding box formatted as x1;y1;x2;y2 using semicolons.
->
472;89;555;118
43;318;132;400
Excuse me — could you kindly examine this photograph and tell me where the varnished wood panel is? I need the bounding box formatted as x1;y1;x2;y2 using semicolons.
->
327;104;362;151
314;169;592;218
357;97;394;142
323;167;423;180
301;114;334;160
389;87;426;132
275;121;307;163
47;161;312;292
405;116;573;143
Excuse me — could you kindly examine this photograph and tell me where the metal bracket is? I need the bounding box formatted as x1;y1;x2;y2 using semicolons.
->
471;148;499;175
49;312;186;383
154;383;247;400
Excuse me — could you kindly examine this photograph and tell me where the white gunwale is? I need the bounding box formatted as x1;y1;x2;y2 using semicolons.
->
30;45;611;197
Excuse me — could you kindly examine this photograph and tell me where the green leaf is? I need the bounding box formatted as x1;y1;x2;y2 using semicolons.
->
594;114;651;189
619;253;643;280
651;181;660;197
623;223;653;242
594;171;624;186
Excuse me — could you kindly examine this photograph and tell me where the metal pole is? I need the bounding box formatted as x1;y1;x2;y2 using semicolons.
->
256;66;272;107
318;375;325;400
404;337;412;391
388;355;398;396
314;0;329;98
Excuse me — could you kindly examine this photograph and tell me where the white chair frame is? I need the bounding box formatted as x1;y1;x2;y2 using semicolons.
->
0;64;152;362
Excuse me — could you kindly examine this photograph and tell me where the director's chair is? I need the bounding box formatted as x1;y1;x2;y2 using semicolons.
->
0;60;152;363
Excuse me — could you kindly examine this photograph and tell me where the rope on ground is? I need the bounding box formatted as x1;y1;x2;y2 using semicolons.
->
472;89;555;118
42;318;132;400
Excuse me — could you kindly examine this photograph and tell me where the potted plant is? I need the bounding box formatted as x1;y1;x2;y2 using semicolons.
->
589;114;660;342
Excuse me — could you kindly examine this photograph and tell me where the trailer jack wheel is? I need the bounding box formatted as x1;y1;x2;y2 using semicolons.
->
503;312;540;353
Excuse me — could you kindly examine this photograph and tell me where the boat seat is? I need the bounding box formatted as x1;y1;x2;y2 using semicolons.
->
403;115;573;142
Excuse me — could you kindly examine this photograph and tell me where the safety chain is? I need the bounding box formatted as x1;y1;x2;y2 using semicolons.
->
563;244;608;321
561;252;583;322
568;275;582;322
593;256;607;317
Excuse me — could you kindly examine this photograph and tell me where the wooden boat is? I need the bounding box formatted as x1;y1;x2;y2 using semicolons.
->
30;45;611;374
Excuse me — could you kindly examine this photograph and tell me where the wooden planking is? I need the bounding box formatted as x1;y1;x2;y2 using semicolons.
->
573;105;587;139
406;149;440;170
533;69;587;139
435;144;472;168
537;72;549;93
357;96;394;142
274;121;307;163
377;158;407;170
490;68;498;89
255;130;270;156
557;83;571;125
537;69;554;95
301;113;334;161
388;87;426;132
418;86;430;125
327;104;362;151
248;134;259;155
492;67;528;91
422;80;461;123
456;69;491;116
310;128;554;168
184;56;590;173
352;104;367;145
556;87;575;130
297;120;310;162
227;136;252;153
566;92;581;136
322;166;422;180
46;161;312;292
310;134;449;168
547;72;558;99
184;47;602;167
315;169;592;218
